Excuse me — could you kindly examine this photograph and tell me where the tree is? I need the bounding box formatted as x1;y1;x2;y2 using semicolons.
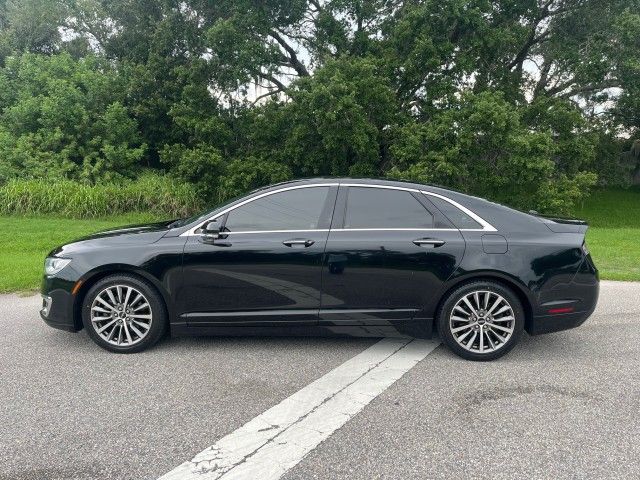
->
241;58;399;177
2;0;639;212
0;53;145;183
388;91;597;212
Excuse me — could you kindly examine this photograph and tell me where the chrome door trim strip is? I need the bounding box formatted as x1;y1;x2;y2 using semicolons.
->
182;309;319;318
216;229;330;235
330;228;461;232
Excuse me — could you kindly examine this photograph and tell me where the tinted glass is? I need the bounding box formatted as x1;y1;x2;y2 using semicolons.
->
344;187;433;229
428;195;482;229
224;187;330;232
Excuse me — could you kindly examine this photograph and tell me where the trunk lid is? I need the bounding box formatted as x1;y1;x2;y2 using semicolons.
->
532;213;588;234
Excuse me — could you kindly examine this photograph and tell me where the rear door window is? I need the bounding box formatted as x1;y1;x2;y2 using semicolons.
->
344;187;434;229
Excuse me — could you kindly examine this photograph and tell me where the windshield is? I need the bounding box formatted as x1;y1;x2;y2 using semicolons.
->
167;189;264;229
168;213;207;229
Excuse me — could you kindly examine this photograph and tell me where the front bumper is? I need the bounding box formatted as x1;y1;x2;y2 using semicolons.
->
40;276;81;332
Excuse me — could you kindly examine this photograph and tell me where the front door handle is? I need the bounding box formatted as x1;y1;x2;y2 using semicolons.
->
413;238;446;247
283;238;315;248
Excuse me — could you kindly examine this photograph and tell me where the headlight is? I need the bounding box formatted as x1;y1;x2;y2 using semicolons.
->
44;257;71;276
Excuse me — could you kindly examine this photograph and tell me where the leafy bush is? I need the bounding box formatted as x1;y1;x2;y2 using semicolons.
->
0;53;145;184
590;135;635;187
160;144;293;203
217;157;292;200
159;143;225;199
387;92;598;215
0;172;203;218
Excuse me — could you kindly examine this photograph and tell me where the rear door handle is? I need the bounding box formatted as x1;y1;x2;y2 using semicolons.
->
413;238;446;247
283;238;315;248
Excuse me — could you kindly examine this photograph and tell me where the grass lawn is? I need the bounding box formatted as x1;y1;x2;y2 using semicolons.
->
573;187;640;282
0;187;638;293
0;213;163;293
584;228;640;281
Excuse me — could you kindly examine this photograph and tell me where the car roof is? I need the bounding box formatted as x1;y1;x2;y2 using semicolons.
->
265;177;489;205
266;177;455;193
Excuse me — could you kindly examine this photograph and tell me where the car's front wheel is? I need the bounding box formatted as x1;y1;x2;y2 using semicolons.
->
437;281;524;361
82;274;167;353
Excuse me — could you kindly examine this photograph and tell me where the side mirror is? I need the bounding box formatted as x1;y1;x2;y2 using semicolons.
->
202;220;220;242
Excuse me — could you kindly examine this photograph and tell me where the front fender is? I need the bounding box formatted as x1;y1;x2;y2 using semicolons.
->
72;264;179;328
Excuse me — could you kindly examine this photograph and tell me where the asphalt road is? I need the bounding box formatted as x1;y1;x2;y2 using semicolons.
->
1;281;639;480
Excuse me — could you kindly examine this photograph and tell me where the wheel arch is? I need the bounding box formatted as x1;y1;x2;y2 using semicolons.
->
72;265;174;330
432;272;534;334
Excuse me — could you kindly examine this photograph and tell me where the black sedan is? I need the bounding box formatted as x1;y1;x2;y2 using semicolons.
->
40;178;599;360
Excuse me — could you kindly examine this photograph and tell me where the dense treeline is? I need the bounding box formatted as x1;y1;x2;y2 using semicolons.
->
1;0;639;215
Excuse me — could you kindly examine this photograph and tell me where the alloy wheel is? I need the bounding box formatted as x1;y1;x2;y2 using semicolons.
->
449;290;515;354
90;284;153;347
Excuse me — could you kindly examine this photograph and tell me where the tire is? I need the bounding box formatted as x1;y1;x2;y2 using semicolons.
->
82;274;167;353
437;281;524;361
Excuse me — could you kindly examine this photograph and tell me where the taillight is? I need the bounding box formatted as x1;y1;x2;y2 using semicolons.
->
581;241;589;256
548;307;575;314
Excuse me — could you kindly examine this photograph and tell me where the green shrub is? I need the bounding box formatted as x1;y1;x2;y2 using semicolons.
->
0;172;203;218
0;54;147;184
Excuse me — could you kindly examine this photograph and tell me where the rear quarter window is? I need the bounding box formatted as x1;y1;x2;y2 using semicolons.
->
427;195;483;230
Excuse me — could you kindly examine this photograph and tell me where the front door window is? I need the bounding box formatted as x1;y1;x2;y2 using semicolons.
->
224;187;331;232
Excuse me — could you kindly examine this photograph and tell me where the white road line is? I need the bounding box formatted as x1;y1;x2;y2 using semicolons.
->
159;338;440;480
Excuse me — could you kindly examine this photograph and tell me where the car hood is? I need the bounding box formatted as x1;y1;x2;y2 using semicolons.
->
48;221;175;257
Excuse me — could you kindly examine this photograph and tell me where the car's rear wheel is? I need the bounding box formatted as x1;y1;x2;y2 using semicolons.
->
82;274;167;353
437;281;524;361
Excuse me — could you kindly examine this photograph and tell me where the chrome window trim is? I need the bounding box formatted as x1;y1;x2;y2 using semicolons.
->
420;190;497;232
341;184;497;232
341;183;421;193
180;182;496;236
180;183;339;237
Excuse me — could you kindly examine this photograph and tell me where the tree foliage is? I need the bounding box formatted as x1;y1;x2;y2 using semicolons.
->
1;0;639;213
0;53;145;183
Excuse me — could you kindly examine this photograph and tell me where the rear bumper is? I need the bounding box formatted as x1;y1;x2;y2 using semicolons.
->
529;272;599;336
528;306;596;335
